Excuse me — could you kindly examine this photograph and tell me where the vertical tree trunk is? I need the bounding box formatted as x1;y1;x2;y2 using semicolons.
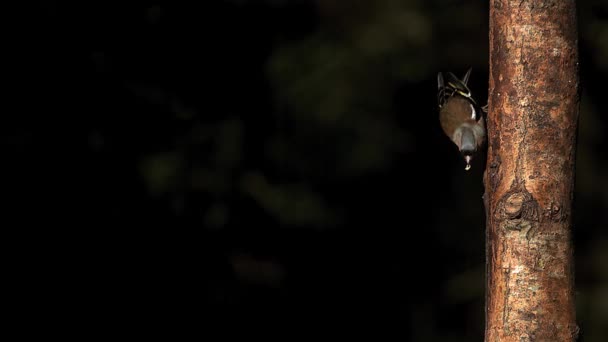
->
484;1;580;341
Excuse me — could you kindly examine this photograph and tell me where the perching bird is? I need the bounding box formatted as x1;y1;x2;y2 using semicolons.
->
437;68;486;171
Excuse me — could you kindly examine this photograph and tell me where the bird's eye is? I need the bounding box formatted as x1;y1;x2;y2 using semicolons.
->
461;148;476;156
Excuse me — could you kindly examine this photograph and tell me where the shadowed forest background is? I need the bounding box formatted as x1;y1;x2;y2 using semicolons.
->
14;0;608;340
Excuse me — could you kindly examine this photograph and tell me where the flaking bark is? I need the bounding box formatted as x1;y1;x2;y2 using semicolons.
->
484;0;580;341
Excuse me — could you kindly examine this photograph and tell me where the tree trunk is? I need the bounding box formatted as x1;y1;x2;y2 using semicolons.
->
484;1;580;341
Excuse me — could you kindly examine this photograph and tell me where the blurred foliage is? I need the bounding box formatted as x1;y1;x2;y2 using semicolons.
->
20;0;608;340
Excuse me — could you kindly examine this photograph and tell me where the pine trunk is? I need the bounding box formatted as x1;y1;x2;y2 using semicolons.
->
484;0;580;341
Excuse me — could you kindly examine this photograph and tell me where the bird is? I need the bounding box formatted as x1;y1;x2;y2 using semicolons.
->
437;68;487;171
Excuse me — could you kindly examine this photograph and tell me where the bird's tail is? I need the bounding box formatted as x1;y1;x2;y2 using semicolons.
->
437;68;477;108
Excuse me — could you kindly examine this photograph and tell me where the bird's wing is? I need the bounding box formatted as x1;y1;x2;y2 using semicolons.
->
438;68;478;109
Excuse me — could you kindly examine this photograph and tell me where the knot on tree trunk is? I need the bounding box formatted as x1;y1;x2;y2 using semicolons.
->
495;186;539;222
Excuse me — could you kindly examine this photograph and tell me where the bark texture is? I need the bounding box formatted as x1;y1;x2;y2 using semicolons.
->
485;0;579;341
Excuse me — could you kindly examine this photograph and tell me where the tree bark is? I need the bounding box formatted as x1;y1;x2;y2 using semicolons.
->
484;1;580;341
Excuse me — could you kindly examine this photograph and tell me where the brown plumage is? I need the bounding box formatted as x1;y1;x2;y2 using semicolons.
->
437;68;486;170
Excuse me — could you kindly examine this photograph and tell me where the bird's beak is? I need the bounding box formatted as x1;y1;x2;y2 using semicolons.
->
464;155;472;171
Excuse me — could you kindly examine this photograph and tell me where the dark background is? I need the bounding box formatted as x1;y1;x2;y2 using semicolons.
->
12;0;607;340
